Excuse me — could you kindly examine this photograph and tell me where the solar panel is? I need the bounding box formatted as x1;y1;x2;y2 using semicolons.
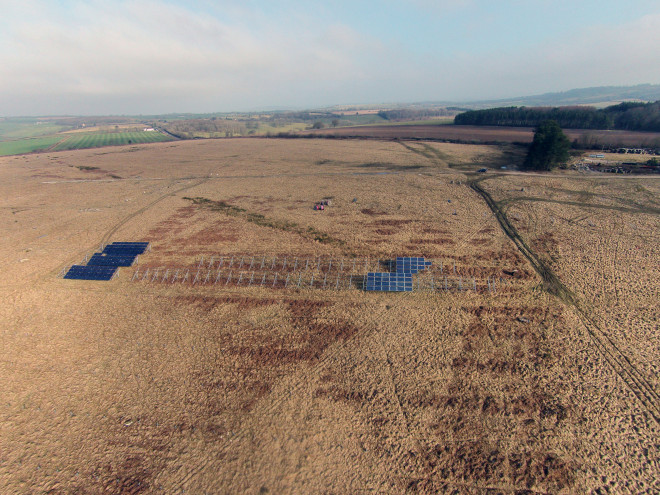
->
365;272;413;292
64;265;117;281
395;256;432;274
87;253;137;267
108;242;149;247
103;245;147;256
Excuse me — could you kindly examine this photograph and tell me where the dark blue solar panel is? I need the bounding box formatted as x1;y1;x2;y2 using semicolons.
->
395;256;431;274
103;242;149;255
64;265;117;281
103;246;146;256
88;253;137;267
109;242;149;246
365;272;413;291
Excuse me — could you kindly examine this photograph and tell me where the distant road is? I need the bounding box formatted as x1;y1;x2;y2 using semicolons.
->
153;126;181;140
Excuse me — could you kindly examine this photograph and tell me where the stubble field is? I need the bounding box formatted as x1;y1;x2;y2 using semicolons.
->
0;138;658;493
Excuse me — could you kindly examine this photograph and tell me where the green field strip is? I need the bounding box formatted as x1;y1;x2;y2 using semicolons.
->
53;131;171;151
0;136;65;156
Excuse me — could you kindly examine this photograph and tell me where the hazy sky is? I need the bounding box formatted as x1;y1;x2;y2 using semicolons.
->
1;0;659;115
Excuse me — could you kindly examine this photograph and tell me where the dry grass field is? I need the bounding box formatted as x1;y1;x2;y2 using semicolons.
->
0;138;658;493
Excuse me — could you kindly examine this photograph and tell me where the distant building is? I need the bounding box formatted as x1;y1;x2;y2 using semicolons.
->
143;127;155;132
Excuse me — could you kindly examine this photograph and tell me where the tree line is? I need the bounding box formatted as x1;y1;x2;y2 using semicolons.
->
377;108;453;121
454;101;660;131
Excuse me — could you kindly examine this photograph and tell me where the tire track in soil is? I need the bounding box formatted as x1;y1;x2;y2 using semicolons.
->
99;178;209;246
470;179;660;424
52;178;210;279
169;307;380;493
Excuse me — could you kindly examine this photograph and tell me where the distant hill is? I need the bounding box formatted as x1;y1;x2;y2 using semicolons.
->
467;84;660;108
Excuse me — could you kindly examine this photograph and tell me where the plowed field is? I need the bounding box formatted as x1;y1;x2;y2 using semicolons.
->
304;124;660;147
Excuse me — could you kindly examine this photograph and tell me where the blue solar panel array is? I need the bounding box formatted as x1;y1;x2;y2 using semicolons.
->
396;256;432;274
64;265;117;281
64;241;148;281
87;253;138;267
365;272;413;292
102;242;149;256
365;256;431;292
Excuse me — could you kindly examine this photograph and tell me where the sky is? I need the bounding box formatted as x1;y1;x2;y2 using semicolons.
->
1;0;659;116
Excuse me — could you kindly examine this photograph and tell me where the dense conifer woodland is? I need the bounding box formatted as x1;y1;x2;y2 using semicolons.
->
455;101;660;131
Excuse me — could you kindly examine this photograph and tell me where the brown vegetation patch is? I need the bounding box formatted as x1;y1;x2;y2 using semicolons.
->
361;208;387;216
173;295;281;311
227;319;358;369
145;205;198;241
173;223;239;245
373;219;413;226
375;228;396;235
87;455;152;495
314;386;366;404
410;238;454;245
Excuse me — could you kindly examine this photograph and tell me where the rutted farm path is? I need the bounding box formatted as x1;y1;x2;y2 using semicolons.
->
470;179;660;424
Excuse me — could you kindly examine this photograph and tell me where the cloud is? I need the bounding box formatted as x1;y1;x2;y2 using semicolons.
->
399;11;660;102
0;0;396;113
0;0;658;115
